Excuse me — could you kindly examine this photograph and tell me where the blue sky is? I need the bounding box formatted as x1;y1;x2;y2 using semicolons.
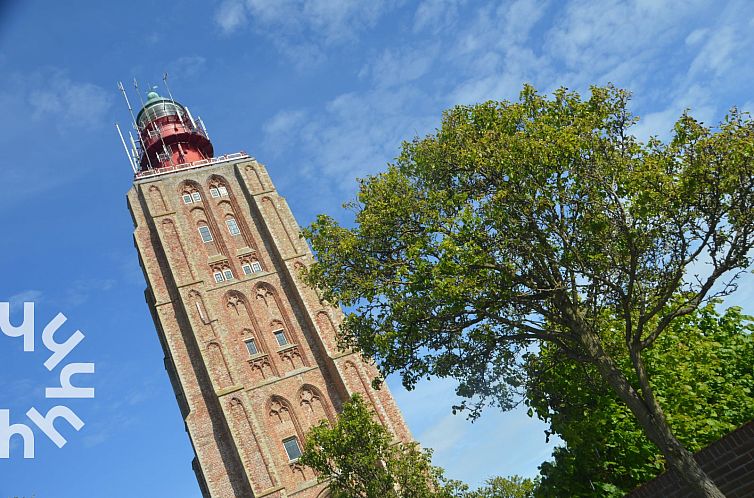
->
1;0;754;496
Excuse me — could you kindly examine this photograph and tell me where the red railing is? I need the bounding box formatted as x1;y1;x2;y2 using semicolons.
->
134;152;250;180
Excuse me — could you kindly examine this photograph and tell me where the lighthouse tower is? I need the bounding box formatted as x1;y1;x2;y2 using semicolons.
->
123;87;411;497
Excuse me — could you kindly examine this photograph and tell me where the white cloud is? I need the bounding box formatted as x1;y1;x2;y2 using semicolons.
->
0;69;113;211
413;0;467;34
687;25;738;79
685;27;709;46
166;55;208;81
28;71;111;129
260;0;754;202
214;0;403;66
245;0;399;44
360;44;439;88
264;109;307;136
215;0;247;34
8;290;43;312
420;411;468;455
62;278;116;308
262;109;308;155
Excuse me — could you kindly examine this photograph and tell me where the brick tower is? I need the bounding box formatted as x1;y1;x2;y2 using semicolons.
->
124;90;410;497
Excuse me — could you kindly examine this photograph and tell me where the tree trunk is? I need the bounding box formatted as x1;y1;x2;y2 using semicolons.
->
572;323;726;497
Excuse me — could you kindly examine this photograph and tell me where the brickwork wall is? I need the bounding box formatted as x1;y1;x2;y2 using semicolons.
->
127;157;411;498
627;421;754;497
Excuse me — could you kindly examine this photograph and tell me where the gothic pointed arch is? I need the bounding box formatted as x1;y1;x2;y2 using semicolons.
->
207;341;233;388
297;384;334;427
252;282;309;368
228;397;276;489
224;289;280;379
206;173;260;255
344;360;387;426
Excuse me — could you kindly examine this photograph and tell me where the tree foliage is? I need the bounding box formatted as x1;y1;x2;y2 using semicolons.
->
300;394;454;498
527;304;754;496
300;394;537;498
466;476;538;498
303;84;754;496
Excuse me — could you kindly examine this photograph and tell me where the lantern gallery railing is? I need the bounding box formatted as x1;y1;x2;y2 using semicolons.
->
134;152;250;179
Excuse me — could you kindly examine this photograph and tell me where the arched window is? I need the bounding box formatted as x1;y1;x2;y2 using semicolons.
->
241;256;263;275
183;190;201;204
208;181;229;198
244;337;259;356
212;266;234;283
198;225;213;242
273;329;289;347
282;436;302;461
226;218;241;236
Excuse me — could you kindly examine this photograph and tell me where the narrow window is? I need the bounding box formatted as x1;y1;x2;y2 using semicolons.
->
191;191;201;202
226;218;241;236
182;193;193;204
198;225;213;242
213;271;224;283
283;437;302;461
245;338;258;356
209;187;220;198
242;263;253;275
218;186;229;196
251;261;263;273
223;269;234;281
274;330;288;347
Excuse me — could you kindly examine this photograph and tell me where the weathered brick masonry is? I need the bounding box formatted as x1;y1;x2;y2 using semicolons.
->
627;421;754;497
127;156;411;497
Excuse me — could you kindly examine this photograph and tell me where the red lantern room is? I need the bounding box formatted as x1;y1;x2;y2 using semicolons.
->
135;91;214;171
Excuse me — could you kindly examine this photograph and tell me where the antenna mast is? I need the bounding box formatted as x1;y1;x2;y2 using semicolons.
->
118;81;154;172
163;73;187;128
115;123;138;173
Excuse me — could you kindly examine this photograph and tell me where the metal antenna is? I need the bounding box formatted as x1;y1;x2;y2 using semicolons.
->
162;73;188;164
115;123;138;173
119;81;154;171
135;77;174;167
133;77;147;108
163;72;186;127
118;81;140;131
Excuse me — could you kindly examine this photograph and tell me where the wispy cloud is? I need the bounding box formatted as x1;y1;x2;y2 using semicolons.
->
413;0;467;34
8;290;43;312
261;0;754;201
262;109;307;154
214;0;403;66
28;71;111;129
166;55;208;81
359;43;440;88
0;69;113;211
62;278;116;308
215;0;247;34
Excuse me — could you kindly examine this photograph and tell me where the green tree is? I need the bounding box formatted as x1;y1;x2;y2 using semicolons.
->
467;476;538;498
527;304;754;496
300;394;456;498
300;394;536;498
303;85;754;497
